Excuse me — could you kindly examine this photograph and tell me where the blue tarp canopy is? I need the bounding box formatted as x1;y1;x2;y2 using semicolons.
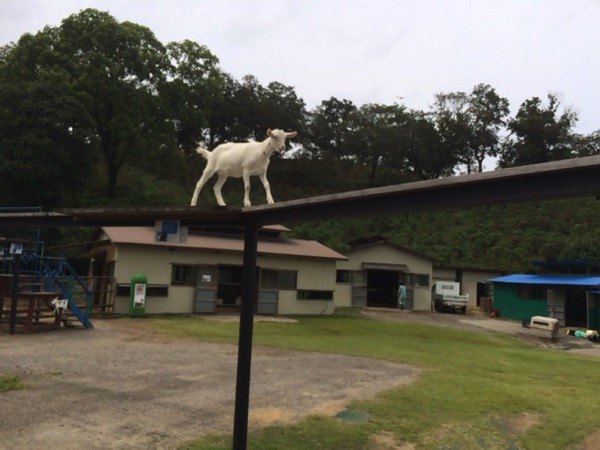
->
489;274;600;287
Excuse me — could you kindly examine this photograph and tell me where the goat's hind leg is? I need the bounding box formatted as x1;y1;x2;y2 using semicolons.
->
213;174;228;206
190;168;215;206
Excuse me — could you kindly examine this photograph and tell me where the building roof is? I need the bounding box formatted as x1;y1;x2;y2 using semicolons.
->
100;227;347;261
489;274;600;287
344;234;439;262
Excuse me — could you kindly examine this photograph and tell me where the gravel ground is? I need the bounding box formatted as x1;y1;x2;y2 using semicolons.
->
0;315;418;450
1;309;598;450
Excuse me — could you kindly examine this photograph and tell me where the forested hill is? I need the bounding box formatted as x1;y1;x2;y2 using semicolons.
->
265;159;600;273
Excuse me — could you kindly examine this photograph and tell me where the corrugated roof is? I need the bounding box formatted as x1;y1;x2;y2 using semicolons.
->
489;274;600;287
101;227;347;261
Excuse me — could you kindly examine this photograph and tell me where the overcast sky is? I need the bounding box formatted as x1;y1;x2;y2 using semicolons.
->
2;0;599;135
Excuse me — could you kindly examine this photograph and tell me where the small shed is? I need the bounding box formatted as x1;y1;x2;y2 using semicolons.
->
489;274;600;329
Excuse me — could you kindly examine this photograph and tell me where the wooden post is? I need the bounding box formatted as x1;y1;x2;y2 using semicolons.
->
9;253;21;335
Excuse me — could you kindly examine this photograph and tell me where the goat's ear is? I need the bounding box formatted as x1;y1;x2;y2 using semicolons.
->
286;131;297;139
267;128;273;137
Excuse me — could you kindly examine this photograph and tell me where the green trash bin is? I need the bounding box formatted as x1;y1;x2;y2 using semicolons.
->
129;272;147;317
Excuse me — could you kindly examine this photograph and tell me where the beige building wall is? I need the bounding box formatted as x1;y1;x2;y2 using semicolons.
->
261;255;337;315
461;270;501;309
110;244;242;314
337;244;434;311
432;267;456;282
107;244;339;315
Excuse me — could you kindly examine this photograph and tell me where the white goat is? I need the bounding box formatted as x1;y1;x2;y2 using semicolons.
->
190;129;297;207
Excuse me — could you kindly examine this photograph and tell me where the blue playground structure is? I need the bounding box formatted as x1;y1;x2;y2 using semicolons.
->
1;207;95;331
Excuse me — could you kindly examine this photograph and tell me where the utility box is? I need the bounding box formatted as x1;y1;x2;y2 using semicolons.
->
529;316;559;339
129;272;147;317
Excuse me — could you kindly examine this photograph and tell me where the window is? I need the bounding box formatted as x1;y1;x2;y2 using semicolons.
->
408;273;430;287
336;270;351;283
116;284;169;297
518;284;545;300
171;264;196;285
297;290;334;300
260;269;297;290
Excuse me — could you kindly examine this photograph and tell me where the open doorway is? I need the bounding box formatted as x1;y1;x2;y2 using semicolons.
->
564;290;587;328
217;265;243;312
366;270;399;308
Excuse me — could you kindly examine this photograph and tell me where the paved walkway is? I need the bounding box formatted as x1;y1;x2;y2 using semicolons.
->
461;317;600;356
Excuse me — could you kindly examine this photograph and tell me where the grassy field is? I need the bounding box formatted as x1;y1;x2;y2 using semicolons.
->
143;310;600;450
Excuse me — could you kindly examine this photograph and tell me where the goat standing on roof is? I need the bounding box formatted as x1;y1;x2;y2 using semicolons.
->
190;128;297;207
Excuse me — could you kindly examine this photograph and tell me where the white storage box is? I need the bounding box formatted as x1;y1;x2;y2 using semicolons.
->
529;316;559;339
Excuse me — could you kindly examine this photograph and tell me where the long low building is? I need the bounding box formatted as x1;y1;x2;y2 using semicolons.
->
91;225;346;315
89;225;501;315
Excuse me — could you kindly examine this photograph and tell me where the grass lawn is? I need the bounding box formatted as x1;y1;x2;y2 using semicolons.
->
150;310;600;449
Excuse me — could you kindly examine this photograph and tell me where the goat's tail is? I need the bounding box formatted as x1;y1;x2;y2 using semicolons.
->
195;147;211;160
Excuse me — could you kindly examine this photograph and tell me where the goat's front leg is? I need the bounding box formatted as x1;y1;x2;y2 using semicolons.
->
242;172;252;207
213;174;228;206
258;172;274;204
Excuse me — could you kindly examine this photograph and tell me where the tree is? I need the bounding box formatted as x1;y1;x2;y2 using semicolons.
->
499;93;577;167
559;236;600;263
572;130;600;157
466;84;509;172
261;81;307;138
304;97;357;159
398;111;456;180
344;103;406;186
0;83;97;208
162;39;224;153
430;84;509;173
430;91;472;172
0;9;172;198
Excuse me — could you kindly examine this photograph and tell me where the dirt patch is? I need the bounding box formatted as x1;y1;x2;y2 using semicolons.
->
369;431;414;449
573;429;600;450
495;412;543;434
0;318;418;449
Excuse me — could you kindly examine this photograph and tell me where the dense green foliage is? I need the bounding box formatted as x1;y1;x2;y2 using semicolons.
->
146;313;600;450
1;8;599;271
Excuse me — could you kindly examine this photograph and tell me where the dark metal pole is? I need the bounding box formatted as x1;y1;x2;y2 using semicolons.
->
232;224;258;450
9;253;21;335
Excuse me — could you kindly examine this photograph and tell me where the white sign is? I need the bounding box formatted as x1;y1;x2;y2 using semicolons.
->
133;283;146;307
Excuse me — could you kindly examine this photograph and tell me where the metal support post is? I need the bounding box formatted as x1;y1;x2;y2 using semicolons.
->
232;224;258;450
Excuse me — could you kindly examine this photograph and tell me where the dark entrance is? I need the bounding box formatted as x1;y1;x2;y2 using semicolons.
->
217;265;243;312
564;290;587;328
366;270;399;308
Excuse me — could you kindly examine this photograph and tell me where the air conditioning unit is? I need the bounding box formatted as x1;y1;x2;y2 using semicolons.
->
155;220;187;243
